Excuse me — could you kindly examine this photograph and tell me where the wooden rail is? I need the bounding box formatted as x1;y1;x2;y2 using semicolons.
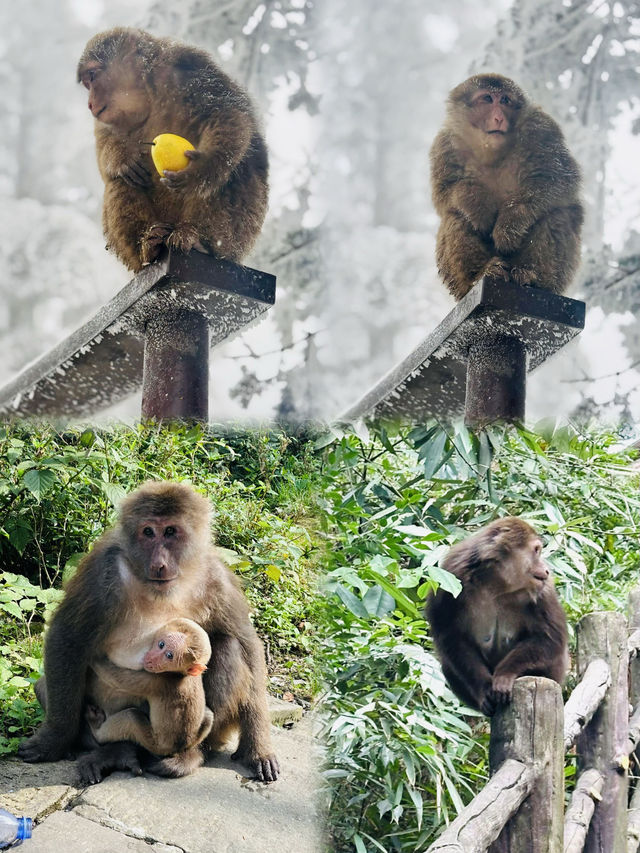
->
424;589;640;853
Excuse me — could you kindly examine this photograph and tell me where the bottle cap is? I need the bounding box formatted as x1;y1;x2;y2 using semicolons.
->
17;817;32;841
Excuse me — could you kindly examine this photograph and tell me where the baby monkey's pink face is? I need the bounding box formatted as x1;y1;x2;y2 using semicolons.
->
143;629;207;677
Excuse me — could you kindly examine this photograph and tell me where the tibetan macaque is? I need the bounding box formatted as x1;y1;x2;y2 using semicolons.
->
430;73;583;299
86;618;214;756
77;27;268;272
18;481;279;784
425;517;568;715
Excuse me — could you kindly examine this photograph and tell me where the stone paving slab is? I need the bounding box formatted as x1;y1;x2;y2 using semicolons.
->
0;715;324;853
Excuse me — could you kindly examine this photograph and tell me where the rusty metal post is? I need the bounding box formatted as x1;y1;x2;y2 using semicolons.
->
141;310;209;420
465;334;526;427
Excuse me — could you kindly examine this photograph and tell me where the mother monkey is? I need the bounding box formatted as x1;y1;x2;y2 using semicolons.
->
18;481;279;784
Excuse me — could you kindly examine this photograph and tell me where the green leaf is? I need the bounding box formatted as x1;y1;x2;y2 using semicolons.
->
0;601;23;619
216;547;243;565
362;585;395;617
365;568;420;618
422;430;448;479
5;519;33;555
101;482;127;506
334;584;370;619
427;566;462;597
79;429;96;447
63;553;85;585
22;468;56;500
353;834;367;853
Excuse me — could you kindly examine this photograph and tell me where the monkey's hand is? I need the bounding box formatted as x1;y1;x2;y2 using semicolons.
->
161;149;203;190
18;726;73;763
492;202;535;253
482;673;516;715
232;747;281;783
115;155;152;188
450;183;499;235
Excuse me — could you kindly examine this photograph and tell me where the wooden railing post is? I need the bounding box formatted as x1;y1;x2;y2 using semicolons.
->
576;612;628;852
628;589;640;709
488;676;564;853
627;589;640;853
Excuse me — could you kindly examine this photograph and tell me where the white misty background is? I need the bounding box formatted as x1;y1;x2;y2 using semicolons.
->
0;0;638;423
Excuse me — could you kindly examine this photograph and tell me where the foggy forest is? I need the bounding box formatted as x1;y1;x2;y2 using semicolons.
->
1;0;639;423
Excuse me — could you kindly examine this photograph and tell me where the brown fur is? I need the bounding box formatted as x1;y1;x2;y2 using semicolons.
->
425;517;569;715
87;618;213;756
77;27;269;272
18;481;279;784
430;73;583;299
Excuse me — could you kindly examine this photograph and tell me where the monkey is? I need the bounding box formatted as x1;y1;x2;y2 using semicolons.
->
425;517;569;715
18;481;280;785
86;618;214;756
430;73;583;300
77;27;268;272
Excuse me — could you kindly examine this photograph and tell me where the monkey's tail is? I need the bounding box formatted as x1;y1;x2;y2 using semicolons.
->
143;745;204;777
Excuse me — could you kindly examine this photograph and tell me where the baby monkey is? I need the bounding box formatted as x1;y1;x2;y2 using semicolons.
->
87;617;213;756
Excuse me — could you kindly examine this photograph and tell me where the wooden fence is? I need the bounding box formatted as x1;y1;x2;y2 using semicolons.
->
426;588;640;853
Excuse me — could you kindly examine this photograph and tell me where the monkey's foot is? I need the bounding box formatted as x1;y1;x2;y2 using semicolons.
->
141;223;173;264
166;223;200;254
482;257;510;282
18;727;72;763
76;743;142;786
509;266;537;286
85;704;106;728
232;747;281;783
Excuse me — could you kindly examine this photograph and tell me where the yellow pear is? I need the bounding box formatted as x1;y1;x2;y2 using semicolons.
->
150;133;196;175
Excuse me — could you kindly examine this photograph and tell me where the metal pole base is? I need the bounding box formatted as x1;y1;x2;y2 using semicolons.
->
141;310;210;420
465;334;526;427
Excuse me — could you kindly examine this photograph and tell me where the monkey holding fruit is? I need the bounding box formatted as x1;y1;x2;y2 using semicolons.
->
425;517;569;715
77;27;268;272
430;73;583;300
86;618;214;756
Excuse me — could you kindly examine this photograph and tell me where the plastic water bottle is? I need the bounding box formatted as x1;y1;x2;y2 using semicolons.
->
0;810;32;848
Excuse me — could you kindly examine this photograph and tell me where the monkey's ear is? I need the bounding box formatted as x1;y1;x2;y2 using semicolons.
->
187;663;207;676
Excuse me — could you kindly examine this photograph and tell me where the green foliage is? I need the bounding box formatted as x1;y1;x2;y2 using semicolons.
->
0;422;324;750
0;572;61;753
319;420;640;852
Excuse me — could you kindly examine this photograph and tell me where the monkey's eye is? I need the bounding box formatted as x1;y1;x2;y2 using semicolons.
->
143;526;154;537
533;542;542;556
482;94;493;103
158;640;165;649
165;651;174;660
501;95;511;105
164;526;176;537
82;69;99;87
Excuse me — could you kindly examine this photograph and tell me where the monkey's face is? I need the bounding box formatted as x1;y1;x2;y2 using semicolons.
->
143;630;187;673
497;536;549;598
79;58;150;130
128;517;188;590
464;89;520;152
